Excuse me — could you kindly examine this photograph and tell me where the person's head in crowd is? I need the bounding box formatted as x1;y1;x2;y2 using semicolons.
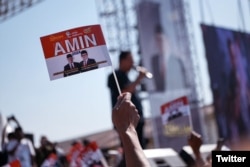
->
7;132;16;141
82;139;90;146
40;135;51;147
81;50;88;61
119;51;134;72
71;140;83;148
71;140;78;146
14;127;24;140
66;54;74;63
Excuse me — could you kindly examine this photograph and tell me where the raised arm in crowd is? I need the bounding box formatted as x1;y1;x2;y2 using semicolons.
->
112;92;151;167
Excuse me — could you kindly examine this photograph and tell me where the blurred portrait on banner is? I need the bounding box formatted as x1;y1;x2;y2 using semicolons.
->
201;24;250;143
136;0;190;93
135;0;199;149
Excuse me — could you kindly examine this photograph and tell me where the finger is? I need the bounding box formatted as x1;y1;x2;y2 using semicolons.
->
113;93;129;110
113;95;124;110
123;92;131;101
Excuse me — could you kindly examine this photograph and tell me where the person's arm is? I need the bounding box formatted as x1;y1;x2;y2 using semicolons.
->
1;123;8;149
122;70;146;93
188;131;206;167
112;93;150;167
1;116;16;148
10;115;21;128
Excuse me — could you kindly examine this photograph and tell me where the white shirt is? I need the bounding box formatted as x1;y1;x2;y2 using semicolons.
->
6;139;19;163
15;138;36;167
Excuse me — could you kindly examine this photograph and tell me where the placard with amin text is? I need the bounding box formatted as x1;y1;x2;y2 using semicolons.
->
40;25;111;80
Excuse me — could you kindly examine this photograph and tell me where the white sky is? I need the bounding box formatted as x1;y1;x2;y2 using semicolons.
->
0;0;249;147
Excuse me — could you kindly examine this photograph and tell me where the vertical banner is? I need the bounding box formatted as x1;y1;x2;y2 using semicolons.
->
136;0;200;149
136;0;191;93
201;24;250;143
161;96;192;137
40;25;112;80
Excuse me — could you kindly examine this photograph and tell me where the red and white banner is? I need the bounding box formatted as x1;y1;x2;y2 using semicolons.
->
40;24;112;80
2;160;21;167
67;140;108;167
79;141;107;167
161;96;192;137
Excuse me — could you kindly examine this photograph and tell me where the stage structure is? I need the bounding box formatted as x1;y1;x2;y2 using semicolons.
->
95;0;140;66
0;0;44;23
96;0;205;150
96;0;203;102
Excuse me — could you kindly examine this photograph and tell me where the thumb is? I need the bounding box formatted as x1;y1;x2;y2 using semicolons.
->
113;92;131;110
123;92;131;101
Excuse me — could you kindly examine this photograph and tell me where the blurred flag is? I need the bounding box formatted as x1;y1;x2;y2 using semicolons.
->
3;160;21;167
161;96;192;137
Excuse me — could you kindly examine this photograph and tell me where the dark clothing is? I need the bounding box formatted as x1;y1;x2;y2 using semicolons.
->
228;69;238;98
108;70;145;148
151;54;166;91
64;62;80;77
108;70;143;117
79;58;98;72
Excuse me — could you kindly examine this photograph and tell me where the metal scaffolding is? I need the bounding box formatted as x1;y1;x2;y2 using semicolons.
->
182;0;204;105
95;0;139;64
0;0;44;23
96;0;204;105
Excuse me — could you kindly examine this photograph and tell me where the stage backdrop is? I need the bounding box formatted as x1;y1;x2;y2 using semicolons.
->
201;24;250;143
136;0;203;150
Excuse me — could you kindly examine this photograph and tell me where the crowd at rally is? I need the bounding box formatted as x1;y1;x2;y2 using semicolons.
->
0;50;239;167
0;115;108;167
0;104;227;167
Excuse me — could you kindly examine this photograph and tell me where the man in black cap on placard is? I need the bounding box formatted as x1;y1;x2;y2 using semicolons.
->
63;53;80;77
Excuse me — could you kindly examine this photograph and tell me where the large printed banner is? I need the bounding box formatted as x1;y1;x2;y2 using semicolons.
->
136;0;198;149
201;24;250;142
40;25;112;80
161;96;192;137
136;0;191;93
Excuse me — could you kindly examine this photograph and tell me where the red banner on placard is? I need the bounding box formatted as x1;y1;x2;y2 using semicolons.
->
161;96;189;114
161;96;192;136
40;25;106;59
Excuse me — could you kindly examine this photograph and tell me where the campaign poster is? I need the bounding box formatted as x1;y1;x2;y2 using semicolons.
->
135;0;201;149
136;0;192;93
161;96;192;137
40;25;112;80
201;24;250;143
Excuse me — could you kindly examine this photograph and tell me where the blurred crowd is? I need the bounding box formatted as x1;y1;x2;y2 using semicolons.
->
0;114;232;167
0;115;108;167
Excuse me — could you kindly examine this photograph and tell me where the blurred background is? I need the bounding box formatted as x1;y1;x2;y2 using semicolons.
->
0;0;250;166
